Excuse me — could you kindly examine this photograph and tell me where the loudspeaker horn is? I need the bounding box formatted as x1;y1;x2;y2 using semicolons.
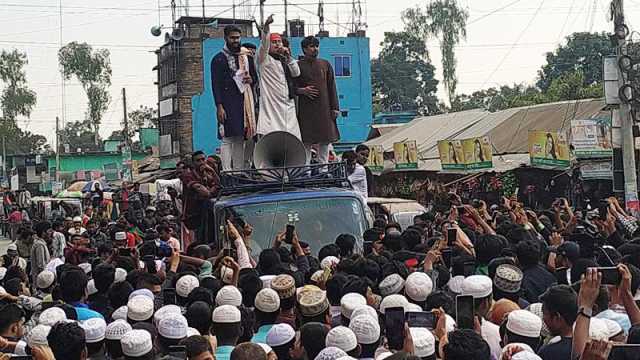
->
151;25;162;36
253;131;307;169
171;28;185;41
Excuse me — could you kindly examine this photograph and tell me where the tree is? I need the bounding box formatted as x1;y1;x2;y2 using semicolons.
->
0;50;37;121
451;84;543;112
59;120;101;153
372;31;440;115
58;42;112;145
403;0;469;104
0;121;49;154
537;32;613;91
108;105;157;150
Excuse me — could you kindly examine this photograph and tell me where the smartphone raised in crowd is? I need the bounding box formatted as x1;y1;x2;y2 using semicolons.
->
222;248;237;260
285;224;295;244
599;200;609;221
596;267;621;285
405;311;436;330
385;306;405;350
456;295;474;330
447;228;457;247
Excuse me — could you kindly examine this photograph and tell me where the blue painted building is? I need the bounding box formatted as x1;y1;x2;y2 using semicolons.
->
191;36;372;155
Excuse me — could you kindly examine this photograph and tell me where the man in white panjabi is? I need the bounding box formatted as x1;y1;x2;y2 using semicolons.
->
256;15;301;140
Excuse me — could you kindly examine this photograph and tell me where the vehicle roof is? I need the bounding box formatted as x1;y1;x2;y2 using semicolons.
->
213;187;362;208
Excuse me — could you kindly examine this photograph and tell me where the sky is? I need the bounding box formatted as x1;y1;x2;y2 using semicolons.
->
2;0;640;146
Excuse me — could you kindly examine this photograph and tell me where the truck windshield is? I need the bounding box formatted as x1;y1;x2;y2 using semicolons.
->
228;197;366;255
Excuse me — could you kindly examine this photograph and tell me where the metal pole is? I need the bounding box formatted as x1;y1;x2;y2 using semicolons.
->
122;88;130;149
284;0;288;37
2;136;5;182
55;116;60;182
259;0;265;26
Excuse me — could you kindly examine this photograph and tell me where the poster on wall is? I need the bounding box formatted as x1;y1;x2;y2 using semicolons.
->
461;136;493;170
580;161;613;180
367;145;384;172
528;130;571;168
571;119;612;159
393;141;418;169
438;140;466;170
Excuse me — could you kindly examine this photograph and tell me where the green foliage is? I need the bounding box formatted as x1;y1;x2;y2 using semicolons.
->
0;121;49;155
0;50;36;121
108;105;157;150
59;120;101;152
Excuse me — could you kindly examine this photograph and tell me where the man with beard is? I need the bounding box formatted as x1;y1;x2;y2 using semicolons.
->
212;24;257;171
256;15;302;140
295;35;340;165
86;219;109;249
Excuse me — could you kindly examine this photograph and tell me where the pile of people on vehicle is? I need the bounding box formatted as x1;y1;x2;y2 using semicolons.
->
1;190;640;360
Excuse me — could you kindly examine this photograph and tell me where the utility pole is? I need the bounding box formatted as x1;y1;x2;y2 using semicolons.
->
284;0;289;37
613;0;639;213
55;116;60;183
259;0;265;27
1;136;5;184
122;88;130;149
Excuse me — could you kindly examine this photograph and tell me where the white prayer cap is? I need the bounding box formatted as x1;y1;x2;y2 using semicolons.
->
115;232;127;241
212;304;241;323
375;352;393;360
379;294;408;314
255;288;281;313
526;303;551;337
349;315;380;344
447;275;465;294
501;343;534;357
350;305;378;321
39;307;67;326
260;275;276;289
257;343;272;355
266;323;296;347
588;317;610;341
340;292;367;319
410;327;435;357
461;275;493;299
36;270;55;290
405;272;433;302
26;325;50;347
78;263;92;274
127;295;154;322
0;267;6;281
215;285;243;307
121;330;153;357
176;275;199;298
602;318;624;339
112;306;128;321
311;270;325;284
507;310;542;338
154;304;182;326
314;347;347;360
81;318;107;343
187;327;201;337
512;351;543;360
320;256;340;270
105;319;133;340
114;268;127;283
73;216;82;222
379;274;405;297
158;313;189;340
445;314;455;333
326;326;358;352
405;303;422;312
129;288;154;301
86;279;98;296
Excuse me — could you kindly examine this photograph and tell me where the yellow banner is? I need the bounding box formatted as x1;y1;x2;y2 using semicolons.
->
393;141;418;169
367;145;384;171
528;130;570;168
461;136;493;170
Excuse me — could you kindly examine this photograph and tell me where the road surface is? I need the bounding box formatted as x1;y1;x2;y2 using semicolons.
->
0;235;11;255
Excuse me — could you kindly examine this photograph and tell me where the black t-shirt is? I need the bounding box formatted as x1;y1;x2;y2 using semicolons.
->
537;336;572;360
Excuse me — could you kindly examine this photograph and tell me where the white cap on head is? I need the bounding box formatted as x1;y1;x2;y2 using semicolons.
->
176;275;199;298
260;275;276;289
112;306;128;321
461;275;493;299
39;307;67;326
311;270;325;284
507;310;542;338
216;285;243;307
36;270;55;289
45;258;64;275
588;318;610;341
341;293;367;319
0;267;6;281
405;272;433;302
266;323;296;347
73;216;82;222
129;288;154;301
326;326;358;352
187;327;201;337
257;343;272;355
320;256;340;270
349;315;380;345
409;327;435;357
350;305;378;321
255;288;281;313
86;279;98;296
114;268;127;283
405;303;422;312
27;325;51;347
601;318;623;339
127;295;154;322
115;232;127;241
375;352;393;360
154;304;182;326
121;330;153;357
158;313;189;340
105;319;133;340
512;351;543;360
314;347;347;360
447;275;466;294
379;274;405;297
212;304;241;323
379;294;409;314
81;318;107;343
78;263;92;274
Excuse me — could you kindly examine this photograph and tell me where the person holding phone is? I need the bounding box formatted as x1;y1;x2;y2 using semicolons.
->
460;275;502;360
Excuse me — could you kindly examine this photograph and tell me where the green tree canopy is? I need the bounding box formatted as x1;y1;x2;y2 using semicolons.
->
59;120;101;153
0;49;36;122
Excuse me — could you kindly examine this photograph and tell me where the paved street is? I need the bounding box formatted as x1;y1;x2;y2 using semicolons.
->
0;235;11;255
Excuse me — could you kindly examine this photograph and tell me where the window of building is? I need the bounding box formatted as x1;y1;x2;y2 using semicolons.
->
334;55;351;77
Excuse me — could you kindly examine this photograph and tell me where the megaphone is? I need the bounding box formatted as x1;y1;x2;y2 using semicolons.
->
171;28;185;41
151;25;162;36
253;131;307;169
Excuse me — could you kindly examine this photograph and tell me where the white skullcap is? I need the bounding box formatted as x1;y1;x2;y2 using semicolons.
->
73;216;82;222
45;258;64;275
512;351;543;360
336;357;357;360
601;318;623;339
320;256;340;270
158;313;188;339
410;327;435;357
351;305;378;321
260;275;276;289
341;292;367;318
127;295;154;322
81;318;107;343
258;343;272;355
314;347;347;360
311;270;325;283
255;288;281;313
129;288;154;301
501;343;534;356
154;304;182;326
0;286;5;295
379;294;408;314
7;243;17;251
114;268;127;283
36;270;55;289
216;285;243;307
112;306;128;321
326;326;358;352
176;275;199;298
507;310;542;338
86;279;98;296
375;352;393;360
461;275;493;299
27;325;50;347
445;314;456;333
78;263;92;274
105;319;133;340
405;272;433;302
349;315;380;344
212;305;241;323
187;327;201;337
588;318;610;341
447;275;465;294
39;307;67;326
526;303;551;337
0;267;6;281
121;329;153;357
266;323;296;347
405;303;422;312
379;274;405;297
115;232;127;241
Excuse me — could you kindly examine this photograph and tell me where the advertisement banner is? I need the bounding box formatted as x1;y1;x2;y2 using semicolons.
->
571;118;613;159
393;141;418;169
367;145;384;172
580;161;613;180
528;130;571;168
438;140;465;170
461;136;493;170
